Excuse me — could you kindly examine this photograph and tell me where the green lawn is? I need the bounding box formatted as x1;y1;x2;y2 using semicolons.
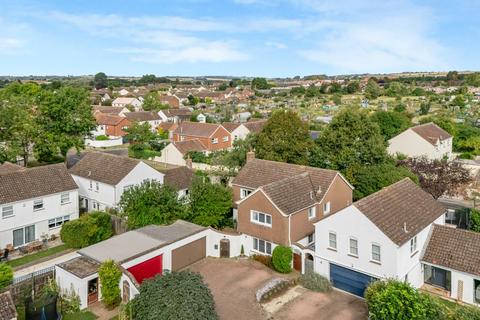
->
63;311;98;320
7;244;70;268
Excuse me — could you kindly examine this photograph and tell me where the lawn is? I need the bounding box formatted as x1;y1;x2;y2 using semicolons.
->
7;244;70;269
63;311;98;320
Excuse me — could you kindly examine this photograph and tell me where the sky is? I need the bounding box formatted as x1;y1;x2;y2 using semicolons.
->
0;0;479;77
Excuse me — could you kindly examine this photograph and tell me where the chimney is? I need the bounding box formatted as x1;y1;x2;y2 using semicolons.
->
246;150;255;163
316;185;322;196
185;157;192;169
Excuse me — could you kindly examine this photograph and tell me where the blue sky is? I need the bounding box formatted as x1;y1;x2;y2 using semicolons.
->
0;0;479;77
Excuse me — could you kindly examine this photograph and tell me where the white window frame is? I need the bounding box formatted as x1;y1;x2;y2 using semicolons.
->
89;180;93;190
222;136;229;142
95;182;100;192
328;232;337;250
308;206;316;220
33;199;44;211
371;243;381;263
307;233;315;244
2;205;14;219
323;201;331;215
240;188;252;199
61;193;70;205
48;215;71;229
250;210;272;227
211;137;218;144
410;236;418;255
180;136;185;141
253;237;272;255
349;237;358;257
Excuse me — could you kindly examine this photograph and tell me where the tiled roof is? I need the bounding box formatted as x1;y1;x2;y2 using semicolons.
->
262;172;318;214
112;97;139;104
0;163;78;205
125;111;161;122
163;109;191;117
95;113;126;126
354;178;446;245
244;119;267;134
0;291;17;320
158;122;178;132
164;166;195;191
221;122;241;133
93;106;127;115
411;122;452;145
422;224;480;276
0;162;24;175
69;152;140;185
232;158;340;200
173;121;221;137
173;139;207;155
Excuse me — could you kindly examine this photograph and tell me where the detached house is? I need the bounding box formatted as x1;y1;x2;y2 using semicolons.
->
314;178;446;297
158;109;192;123
124;111;161;131
222;120;267;141
111;97;142;110
172;122;231;152
388;122;453;160
0;163;79;248
69;152;164;212
232;155;353;265
155;140;207;167
93;113;130;138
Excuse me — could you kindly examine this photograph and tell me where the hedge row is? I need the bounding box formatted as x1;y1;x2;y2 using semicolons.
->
60;212;113;248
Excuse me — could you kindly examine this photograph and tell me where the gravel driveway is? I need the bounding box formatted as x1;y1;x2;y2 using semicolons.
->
188;258;367;320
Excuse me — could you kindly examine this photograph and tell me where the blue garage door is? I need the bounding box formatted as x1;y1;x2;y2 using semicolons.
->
330;264;377;297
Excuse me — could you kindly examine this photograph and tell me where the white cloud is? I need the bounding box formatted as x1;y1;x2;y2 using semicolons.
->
265;41;287;49
0;38;24;54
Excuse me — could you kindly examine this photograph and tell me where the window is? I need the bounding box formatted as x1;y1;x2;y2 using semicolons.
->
222;136;229;142
308;206;316;220
328;232;337;250
308;233;315;244
474;279;480;304
349;238;358;257
33;199;44;211
323;201;331;215
410;236;417;254
95;182;100;192
61;193;70;204
89;180;93;190
13;225;35;247
251;211;272;227
48;215;70;229
180;136;185;141
253;237;272;255
372;244;381;263
240;188;252;199
2;206;13;218
211;138;218;144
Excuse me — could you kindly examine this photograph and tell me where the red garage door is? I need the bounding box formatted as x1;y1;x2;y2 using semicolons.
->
127;254;163;284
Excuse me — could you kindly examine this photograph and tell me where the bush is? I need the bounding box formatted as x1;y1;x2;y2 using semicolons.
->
60;212;113;248
98;260;122;308
0;263;13;289
95;135;109;141
131;271;218;320
271;246;292;273
470;209;480;232
299;273;332;292
252;254;272;268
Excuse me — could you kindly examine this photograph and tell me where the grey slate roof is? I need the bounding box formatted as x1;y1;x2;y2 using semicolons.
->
422;224;480;277
79;220;206;264
354;178;446;246
69;152;140;185
0;163;78;205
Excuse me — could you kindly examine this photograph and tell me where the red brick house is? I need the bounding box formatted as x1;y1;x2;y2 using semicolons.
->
172;122;232;151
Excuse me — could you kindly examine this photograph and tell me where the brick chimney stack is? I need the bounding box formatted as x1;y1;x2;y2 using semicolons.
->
186;157;192;169
246;150;255;163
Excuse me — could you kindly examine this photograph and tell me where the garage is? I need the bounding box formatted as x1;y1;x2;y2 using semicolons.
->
172;237;206;271
127;254;163;284
330;263;377;297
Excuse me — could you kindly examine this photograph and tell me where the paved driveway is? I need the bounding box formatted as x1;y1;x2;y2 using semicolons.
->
188;258;367;320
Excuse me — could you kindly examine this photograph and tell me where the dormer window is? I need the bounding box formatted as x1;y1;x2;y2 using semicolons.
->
240;188;252;199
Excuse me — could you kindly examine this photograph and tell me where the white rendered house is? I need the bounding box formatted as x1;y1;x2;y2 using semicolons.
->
0;163;79;248
69;152;164;212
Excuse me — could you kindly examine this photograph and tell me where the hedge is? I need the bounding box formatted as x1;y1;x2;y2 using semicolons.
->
132;271;218;320
98;260;122;308
299;273;332;292
0;263;13;289
60;212;113;248
271;246;292;273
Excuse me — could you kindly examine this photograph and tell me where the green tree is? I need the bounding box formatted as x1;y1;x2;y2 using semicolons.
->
93;72;108;89
350;163;418;200
37;86;96;159
364;79;382;99
0;263;13;289
251;77;270;90
211;133;257;173
142;92;168;111
310;107;389;172
419;101;431;115
420;116;457;136
98;260;122;308
124;122;156;144
345;81;360;94
465;72;480;87
470;209;480;232
60;212;113;248
452;94;466;108
119;180;185;228
256;110;313;165
187;177;232;228
271;246;292;273
371;111;411;140
131;271;218;320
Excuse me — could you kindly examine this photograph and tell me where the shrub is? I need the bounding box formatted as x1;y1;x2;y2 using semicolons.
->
299;273;332;292
470;209;480;233
271;246;292;273
95;135;109;141
0;263;13;289
60;211;113;248
252;254;272;268
131;271;218;320
98;260;122;308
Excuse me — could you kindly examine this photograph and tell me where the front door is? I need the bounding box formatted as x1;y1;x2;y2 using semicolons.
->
293;253;302;271
220;239;230;258
87;278;99;305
